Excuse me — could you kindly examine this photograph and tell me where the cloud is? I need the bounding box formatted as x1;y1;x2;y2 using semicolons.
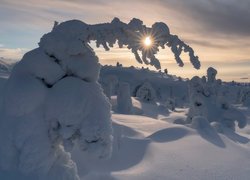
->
0;44;4;48
1;0;249;41
0;48;29;60
157;0;250;37
183;39;229;49
240;77;249;80
0;0;115;27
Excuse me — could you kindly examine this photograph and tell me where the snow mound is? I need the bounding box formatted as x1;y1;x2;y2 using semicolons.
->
148;127;191;142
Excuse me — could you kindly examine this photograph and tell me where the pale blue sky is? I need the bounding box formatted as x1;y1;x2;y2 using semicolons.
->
0;0;249;82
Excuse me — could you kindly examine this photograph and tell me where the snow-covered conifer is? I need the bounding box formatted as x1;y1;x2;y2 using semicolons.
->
0;19;112;180
117;82;132;114
102;75;118;99
166;98;176;111
136;81;156;102
187;67;247;131
240;88;250;106
207;67;217;84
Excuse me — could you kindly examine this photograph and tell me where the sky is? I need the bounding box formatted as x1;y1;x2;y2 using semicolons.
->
0;0;250;82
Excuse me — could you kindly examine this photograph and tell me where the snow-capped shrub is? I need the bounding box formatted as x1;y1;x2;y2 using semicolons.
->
117;82;132;114
136;81;156;102
187;67;247;131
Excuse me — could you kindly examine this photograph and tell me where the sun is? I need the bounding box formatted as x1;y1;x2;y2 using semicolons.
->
143;36;152;47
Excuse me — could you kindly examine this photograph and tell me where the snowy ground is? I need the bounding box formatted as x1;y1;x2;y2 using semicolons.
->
71;97;250;180
0;66;250;180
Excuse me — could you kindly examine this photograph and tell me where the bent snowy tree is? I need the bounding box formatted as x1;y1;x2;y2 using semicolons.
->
0;18;200;180
40;18;200;70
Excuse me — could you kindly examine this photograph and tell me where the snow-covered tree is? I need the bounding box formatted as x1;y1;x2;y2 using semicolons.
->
0;20;111;180
101;75;118;99
136;81;156;102
164;68;168;74
0;17;201;179
187;67;247;131
207;67;217;84
117;82;133;114
165;98;176;111
116;62;122;67
240;87;250;106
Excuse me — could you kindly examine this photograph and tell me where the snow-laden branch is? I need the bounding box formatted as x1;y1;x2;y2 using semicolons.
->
39;18;200;69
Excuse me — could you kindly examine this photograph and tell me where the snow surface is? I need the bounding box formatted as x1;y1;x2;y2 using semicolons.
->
0;63;250;180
